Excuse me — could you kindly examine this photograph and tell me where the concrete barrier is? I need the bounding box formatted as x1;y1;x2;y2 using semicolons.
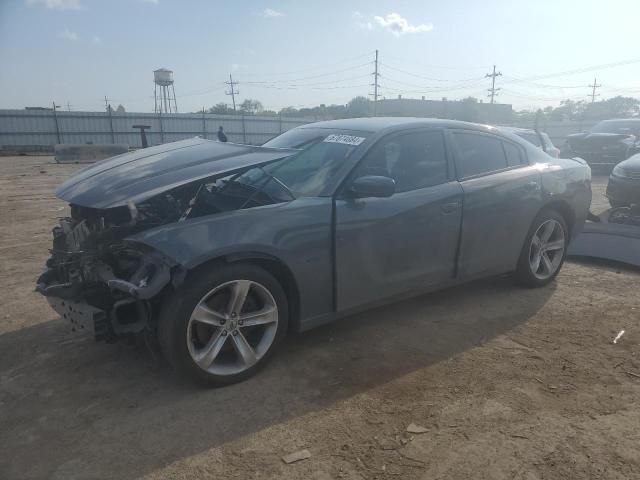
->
54;144;129;163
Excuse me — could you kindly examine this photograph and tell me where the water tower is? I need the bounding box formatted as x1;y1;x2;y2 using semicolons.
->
154;68;178;113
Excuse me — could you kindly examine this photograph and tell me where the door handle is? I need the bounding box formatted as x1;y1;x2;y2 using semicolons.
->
523;181;539;192
441;202;459;214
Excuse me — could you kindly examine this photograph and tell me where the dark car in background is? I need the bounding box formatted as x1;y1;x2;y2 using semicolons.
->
561;119;640;169
37;118;592;386
607;153;640;207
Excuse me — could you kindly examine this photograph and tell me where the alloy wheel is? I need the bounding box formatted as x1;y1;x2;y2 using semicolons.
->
528;219;566;280
186;280;279;376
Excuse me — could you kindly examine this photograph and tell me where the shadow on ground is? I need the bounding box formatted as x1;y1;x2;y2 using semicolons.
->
0;275;554;479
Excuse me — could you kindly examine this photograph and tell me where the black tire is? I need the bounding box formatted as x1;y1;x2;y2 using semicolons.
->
158;262;289;387
514;209;568;288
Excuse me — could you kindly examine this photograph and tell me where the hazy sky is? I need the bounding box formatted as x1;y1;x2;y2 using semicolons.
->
1;0;640;113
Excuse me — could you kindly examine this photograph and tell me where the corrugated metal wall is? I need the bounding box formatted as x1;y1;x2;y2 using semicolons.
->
0;109;601;148
0;110;312;147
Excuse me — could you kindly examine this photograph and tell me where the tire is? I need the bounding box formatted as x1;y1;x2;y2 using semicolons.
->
514;209;568;288
158;262;289;387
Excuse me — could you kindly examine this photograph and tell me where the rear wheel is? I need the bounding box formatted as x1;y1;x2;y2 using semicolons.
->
158;263;288;386
515;210;568;288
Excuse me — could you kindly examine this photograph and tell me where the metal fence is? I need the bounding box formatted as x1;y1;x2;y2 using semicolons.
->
0;108;600;149
0;109;312;148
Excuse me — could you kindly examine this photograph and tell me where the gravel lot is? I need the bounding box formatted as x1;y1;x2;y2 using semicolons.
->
1;156;639;480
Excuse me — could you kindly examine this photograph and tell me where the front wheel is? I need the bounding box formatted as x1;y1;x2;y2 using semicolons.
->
514;210;568;288
158;263;288;386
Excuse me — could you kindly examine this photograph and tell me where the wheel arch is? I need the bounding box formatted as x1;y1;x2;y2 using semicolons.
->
540;199;576;238
185;251;301;334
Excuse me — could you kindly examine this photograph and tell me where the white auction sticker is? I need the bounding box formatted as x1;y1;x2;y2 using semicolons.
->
323;134;366;146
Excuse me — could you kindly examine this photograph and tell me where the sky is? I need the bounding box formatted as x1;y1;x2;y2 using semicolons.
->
1;0;640;113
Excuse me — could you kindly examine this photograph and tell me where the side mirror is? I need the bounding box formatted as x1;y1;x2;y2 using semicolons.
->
349;175;395;198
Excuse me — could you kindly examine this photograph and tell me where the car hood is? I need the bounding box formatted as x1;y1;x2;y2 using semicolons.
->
55;138;296;208
566;132;633;150
617;153;640;171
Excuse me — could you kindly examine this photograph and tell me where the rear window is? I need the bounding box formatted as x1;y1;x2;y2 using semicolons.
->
453;132;508;178
516;132;541;147
503;142;525;167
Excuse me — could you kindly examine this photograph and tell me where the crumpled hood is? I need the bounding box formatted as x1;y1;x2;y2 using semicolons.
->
55;138;296;208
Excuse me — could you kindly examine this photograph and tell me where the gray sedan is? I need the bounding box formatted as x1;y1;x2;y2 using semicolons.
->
37;118;592;386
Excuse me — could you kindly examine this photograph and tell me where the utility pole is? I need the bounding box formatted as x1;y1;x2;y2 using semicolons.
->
52;101;61;144
65;101;72;112
225;74;239;112
485;65;502;104
104;96;112;113
589;78;601;103
370;49;380;116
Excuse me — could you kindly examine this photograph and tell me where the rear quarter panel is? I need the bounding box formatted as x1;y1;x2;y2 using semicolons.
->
539;157;592;241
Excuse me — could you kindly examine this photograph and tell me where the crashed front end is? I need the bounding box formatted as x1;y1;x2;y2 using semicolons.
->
36;202;179;341
35;138;296;342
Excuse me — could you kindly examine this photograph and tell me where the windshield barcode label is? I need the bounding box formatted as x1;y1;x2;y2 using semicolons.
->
323;134;365;146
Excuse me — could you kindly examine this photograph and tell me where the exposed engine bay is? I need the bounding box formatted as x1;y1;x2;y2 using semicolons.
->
36;164;294;342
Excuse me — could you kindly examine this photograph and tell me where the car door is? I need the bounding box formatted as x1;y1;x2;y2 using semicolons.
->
334;129;463;312
449;129;543;279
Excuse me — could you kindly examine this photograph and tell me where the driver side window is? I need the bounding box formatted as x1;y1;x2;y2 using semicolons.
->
353;131;448;193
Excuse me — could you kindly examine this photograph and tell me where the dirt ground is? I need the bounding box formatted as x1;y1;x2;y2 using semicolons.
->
1;156;639;480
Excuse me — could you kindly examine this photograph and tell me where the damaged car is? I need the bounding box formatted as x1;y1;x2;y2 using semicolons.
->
560;118;640;169
37;118;592;386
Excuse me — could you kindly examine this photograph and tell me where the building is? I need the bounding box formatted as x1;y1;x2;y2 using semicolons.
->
377;97;513;124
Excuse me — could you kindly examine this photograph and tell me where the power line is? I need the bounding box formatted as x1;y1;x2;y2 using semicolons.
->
504;57;640;83
589;77;602;103
242;51;374;78
243;74;371;89
225;74;239;112
243;62;372;84
485;65;502;104
380;62;484;83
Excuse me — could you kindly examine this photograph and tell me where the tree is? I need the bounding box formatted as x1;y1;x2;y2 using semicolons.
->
115;104;126;113
239;99;263;115
459;96;479;122
346;96;371;117
207;102;231;114
279;106;299;117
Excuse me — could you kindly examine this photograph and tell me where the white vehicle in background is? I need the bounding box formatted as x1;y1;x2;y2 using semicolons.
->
499;126;560;158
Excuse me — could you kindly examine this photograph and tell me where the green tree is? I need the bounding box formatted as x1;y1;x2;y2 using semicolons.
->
346;96;371;117
239;99;264;115
207;102;231;114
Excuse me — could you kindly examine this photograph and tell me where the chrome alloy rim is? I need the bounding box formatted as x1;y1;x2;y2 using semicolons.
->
528;219;566;280
186;280;278;375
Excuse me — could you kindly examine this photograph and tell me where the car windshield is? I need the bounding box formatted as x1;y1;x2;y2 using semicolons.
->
590;120;640;135
263;127;369;149
262;132;368;196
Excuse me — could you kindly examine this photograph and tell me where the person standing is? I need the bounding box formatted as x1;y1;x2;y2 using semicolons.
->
217;126;228;142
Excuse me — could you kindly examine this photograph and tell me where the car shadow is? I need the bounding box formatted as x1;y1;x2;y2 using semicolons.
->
0;275;554;479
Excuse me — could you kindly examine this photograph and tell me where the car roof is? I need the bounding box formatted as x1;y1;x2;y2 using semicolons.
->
596;118;640;123
294;117;501;134
497;126;537;134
